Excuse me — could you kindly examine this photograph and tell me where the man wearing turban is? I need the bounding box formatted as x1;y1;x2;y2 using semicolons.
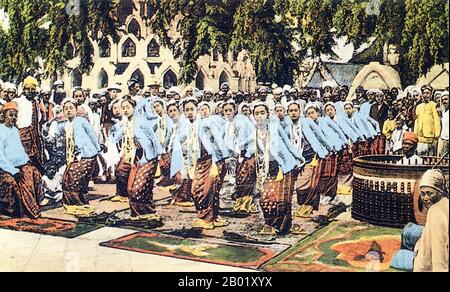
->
397;132;424;165
391;169;449;272
15;76;45;173
0;102;45;218
414;85;441;156
437;91;449;158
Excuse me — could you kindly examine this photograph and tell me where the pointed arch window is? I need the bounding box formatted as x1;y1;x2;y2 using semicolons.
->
131;69;144;88
99;69;109;88
147;39;160;58
219;71;230;88
71;69;82;88
99;38;111;58
122;38;136;57
212;49;219;62
128;18;141;38
196;71;205;90
163;69;177;89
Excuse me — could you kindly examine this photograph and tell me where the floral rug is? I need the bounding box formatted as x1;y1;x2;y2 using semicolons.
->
100;231;284;269
262;221;402;272
0;218;103;239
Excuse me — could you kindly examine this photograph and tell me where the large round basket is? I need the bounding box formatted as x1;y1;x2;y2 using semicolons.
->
352;155;449;228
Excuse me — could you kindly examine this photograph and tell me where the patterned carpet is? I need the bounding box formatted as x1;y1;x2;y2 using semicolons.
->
100;231;286;269
262;221;403;272
0;218;103;239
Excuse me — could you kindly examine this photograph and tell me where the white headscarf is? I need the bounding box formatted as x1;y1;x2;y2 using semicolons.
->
420;169;448;197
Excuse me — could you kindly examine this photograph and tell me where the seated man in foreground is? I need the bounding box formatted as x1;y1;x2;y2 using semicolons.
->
0;102;45;218
390;169;449;272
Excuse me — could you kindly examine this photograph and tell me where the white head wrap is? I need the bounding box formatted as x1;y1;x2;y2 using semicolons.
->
3;82;17;92
238;102;250;114
169;86;181;95
61;98;77;108
420;169;448;196
324;101;336;111
273;88;283;95
322;80;338;89
286;100;301;109
251;101;268;112
343;101;354;108
283;85;292;93
108;84;122;92
203;87;213;94
198;101;210;109
274;103;285;110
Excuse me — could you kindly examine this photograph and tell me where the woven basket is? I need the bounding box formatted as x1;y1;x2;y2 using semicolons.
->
352;155;449;228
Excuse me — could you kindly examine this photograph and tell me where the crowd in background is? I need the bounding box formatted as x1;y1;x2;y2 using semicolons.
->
0;75;448;235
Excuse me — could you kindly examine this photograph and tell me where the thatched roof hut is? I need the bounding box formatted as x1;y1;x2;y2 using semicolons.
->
306;62;364;89
348;62;402;100
416;63;449;91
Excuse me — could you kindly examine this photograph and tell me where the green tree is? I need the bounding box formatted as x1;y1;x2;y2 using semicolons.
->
1;0;448;87
0;0;119;81
150;0;301;85
401;0;449;85
0;0;48;81
290;0;339;58
149;0;238;84
333;0;449;85
230;0;300;84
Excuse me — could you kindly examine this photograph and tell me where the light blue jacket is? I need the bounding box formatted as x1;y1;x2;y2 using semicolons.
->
341;114;368;141
271;114;293;132
334;101;346;117
358;107;381;137
221;114;254;155
0;124;30;175
317;117;348;152
245;121;305;174
170;116;230;177
56;117;101;159
360;101;374;118
283;117;332;159
348;112;375;140
334;115;363;143
211;114;227;129
135;97;159;120
367;115;381;134
154;114;174;152
110;116;162;164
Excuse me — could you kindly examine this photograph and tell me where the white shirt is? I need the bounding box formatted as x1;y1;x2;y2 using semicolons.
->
132;95;143;104
396;154;424;165
208;101;217;114
15;95;35;129
391;126;408;152
251;96;276;114
91;111;103;143
266;96;276;113
290;122;303;153
441;110;449;140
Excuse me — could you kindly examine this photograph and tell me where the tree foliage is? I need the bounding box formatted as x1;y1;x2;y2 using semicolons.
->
401;0;449;84
0;0;119;81
149;0;239;83
230;0;299;84
0;0;448;86
149;0;448;86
